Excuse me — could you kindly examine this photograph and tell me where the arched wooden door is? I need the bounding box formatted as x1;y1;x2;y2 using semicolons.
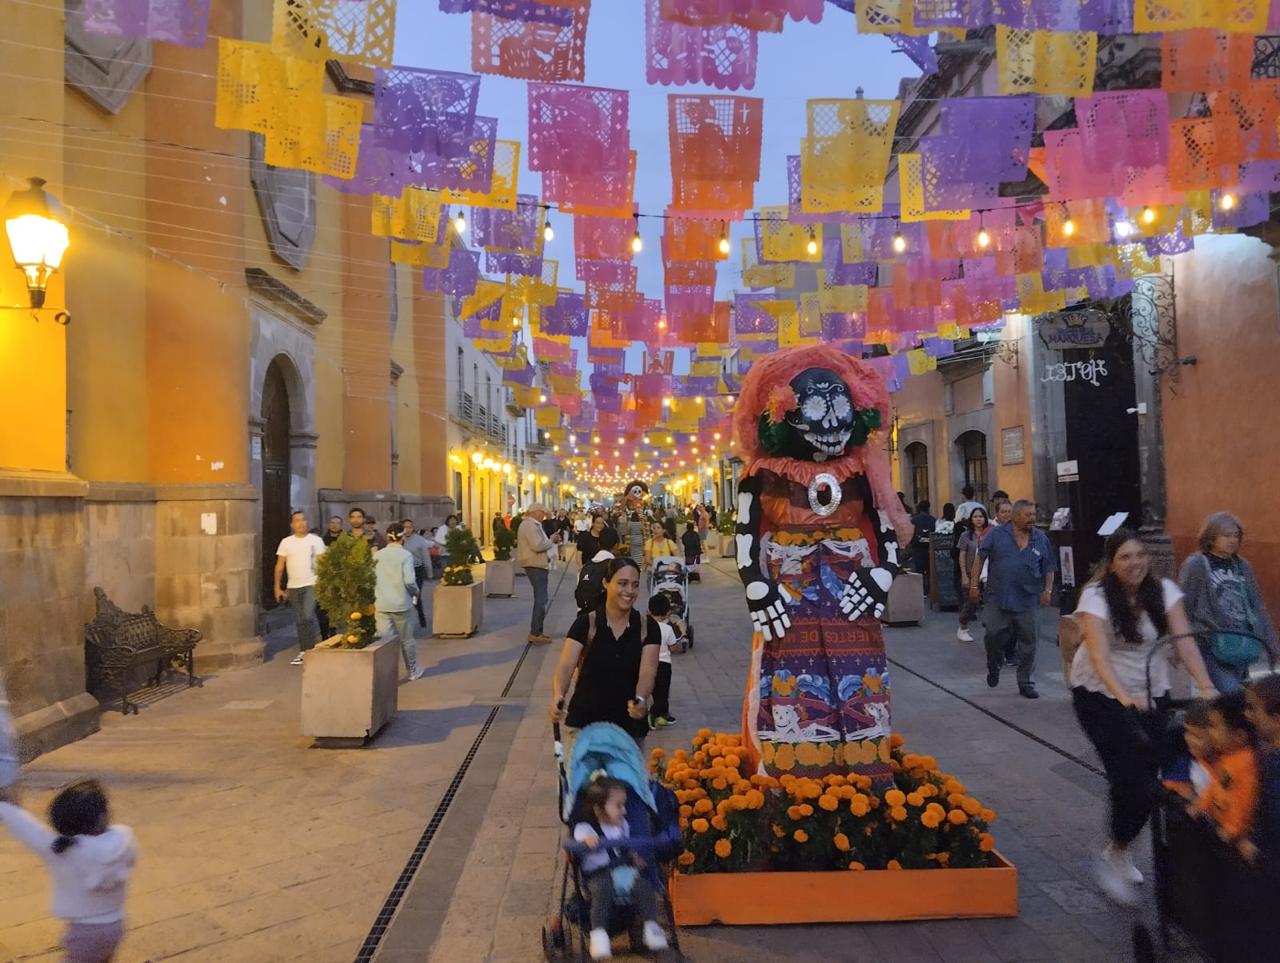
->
261;360;292;607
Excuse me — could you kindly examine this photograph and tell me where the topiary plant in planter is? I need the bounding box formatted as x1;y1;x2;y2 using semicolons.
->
314;533;377;648
443;526;481;585
492;523;518;561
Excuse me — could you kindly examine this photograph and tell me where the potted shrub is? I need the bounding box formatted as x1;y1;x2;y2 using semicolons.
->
718;513;738;558
433;526;484;636
302;534;399;746
486;523;518;597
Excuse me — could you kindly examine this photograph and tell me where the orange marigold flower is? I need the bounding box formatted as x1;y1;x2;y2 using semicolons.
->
679;804;693;819
926;802;946;818
745;789;765;809
948;809;968;825
979;832;995;852
818;794;839;812
691;818;710;833
834;832;851;852
906;792;924;808
772;824;786;838
980;809;997;823
734;780;752;794
786;805;804;821
711;815;728;831
711;777;728;791
947;793;965;808
961;797;982;816
935;851;951;866
715;838;732;858
697;727;712;739
890;805;908;822
848;861;866;871
793;829;809;843
678;851;695;866
889;734;905;748
920;810;942;830
724;754;741;768
651;748;665;760
887;859;903;870
884;789;906;808
694;798;713;815
799;803;814;817
850;797;870;817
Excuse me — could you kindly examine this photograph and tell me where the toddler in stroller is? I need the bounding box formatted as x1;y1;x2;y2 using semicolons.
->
546;723;683;962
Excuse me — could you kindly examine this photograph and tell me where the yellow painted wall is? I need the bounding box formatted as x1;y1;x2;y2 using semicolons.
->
63;68;150;482
0;0;67;473
889;372;947;504
392;262;422;495
992;315;1034;500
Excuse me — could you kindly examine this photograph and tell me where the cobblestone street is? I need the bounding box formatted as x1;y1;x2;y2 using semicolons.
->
2;555;1198;961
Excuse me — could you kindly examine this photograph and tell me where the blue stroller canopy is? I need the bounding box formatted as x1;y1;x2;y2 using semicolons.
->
565;722;656;821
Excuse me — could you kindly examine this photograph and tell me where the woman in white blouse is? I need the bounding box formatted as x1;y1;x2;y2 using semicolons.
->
1071;528;1217;907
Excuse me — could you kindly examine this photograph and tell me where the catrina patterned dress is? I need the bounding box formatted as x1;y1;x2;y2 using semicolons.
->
740;452;894;787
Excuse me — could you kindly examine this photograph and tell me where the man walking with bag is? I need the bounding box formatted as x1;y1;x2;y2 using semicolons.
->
519;504;559;644
969;500;1055;699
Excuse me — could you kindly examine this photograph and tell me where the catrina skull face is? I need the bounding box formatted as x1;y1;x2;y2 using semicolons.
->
785;367;856;461
627;484;646;501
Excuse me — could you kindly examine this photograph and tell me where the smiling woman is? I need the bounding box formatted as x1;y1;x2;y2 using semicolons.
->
549;557;662;747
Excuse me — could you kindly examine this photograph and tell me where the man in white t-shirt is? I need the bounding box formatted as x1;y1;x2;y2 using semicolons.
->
954;484;984;524
274;511;327;665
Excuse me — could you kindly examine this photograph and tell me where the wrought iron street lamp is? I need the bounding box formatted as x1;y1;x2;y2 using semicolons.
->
4;177;69;309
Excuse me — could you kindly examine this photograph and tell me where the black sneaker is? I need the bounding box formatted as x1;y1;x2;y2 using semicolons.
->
1019;685;1040;700
1005;655;1018;666
986;666;1000;688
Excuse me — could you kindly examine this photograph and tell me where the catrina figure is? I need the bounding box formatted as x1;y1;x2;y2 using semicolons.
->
731;345;912;784
622;479;649;513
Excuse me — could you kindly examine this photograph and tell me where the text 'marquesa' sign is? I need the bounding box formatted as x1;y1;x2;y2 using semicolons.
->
1037;309;1110;351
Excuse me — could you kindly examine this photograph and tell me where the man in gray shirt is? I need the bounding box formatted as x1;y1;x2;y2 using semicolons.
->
401;518;434;628
969;499;1056;699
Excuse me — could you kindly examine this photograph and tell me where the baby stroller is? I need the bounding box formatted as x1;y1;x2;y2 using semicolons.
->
1131;631;1279;962
543;723;684;962
650;556;693;651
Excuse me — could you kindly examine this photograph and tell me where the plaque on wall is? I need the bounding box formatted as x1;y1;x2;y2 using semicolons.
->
1001;425;1025;466
65;0;153;114
249;134;317;271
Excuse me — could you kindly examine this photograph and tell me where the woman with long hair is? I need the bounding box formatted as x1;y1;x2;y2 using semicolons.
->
549;557;661;746
1179;511;1277;694
1071;529;1218;905
955;506;991;643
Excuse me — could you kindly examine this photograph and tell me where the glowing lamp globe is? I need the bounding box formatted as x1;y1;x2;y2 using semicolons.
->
5;177;69;309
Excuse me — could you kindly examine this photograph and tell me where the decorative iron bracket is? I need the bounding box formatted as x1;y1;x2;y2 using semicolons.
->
1107;270;1197;389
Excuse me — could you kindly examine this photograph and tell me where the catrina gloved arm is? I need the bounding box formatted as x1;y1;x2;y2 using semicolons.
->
735;475;792;641
838;507;904;621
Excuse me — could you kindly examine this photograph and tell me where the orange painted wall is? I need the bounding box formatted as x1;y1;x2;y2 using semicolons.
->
340;191;393;491
1162;234;1280;614
992;315;1033;501
0;1;66;473
63;66;150;482
413;287;449;495
144;1;249;485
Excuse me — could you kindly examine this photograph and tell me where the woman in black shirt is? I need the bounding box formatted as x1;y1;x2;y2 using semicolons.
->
549;557;660;743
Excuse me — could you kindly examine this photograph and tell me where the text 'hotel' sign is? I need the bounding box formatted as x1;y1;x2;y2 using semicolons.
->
1037;309;1110;351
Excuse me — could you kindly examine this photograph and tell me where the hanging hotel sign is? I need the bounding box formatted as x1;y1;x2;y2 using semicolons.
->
1037;309;1111;351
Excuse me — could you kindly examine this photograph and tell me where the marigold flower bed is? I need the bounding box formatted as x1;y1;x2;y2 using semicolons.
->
653;730;1018;925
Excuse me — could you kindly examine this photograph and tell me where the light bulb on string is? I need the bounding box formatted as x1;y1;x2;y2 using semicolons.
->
543;219;554;243
892;231;907;254
1220;192;1236;211
454;209;467;234
631;213;643;253
976;227;991;250
718;223;731;255
1141;205;1156;225
1115;220;1134;239
1062;218;1076;237
806;230;818;256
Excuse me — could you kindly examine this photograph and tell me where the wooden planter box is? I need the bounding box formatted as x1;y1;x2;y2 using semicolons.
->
485;558;516;597
433;580;484;637
670;852;1017;926
720;533;736;558
301;633;400;747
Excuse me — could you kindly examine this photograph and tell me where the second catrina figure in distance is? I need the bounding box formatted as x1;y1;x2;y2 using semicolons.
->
732;345;912;786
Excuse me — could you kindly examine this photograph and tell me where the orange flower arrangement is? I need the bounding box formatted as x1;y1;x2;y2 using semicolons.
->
654;730;998;874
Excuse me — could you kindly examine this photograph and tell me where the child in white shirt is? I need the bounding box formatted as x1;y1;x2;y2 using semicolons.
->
0;779;136;962
572;777;668;960
646;594;678;727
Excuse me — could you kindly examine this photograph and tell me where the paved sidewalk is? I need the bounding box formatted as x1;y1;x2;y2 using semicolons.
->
419;557;1190;962
0;561;574;962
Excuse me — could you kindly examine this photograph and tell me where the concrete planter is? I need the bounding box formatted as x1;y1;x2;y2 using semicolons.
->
720;533;736;558
301;633;399;747
485;558;516;597
433;580;484;637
